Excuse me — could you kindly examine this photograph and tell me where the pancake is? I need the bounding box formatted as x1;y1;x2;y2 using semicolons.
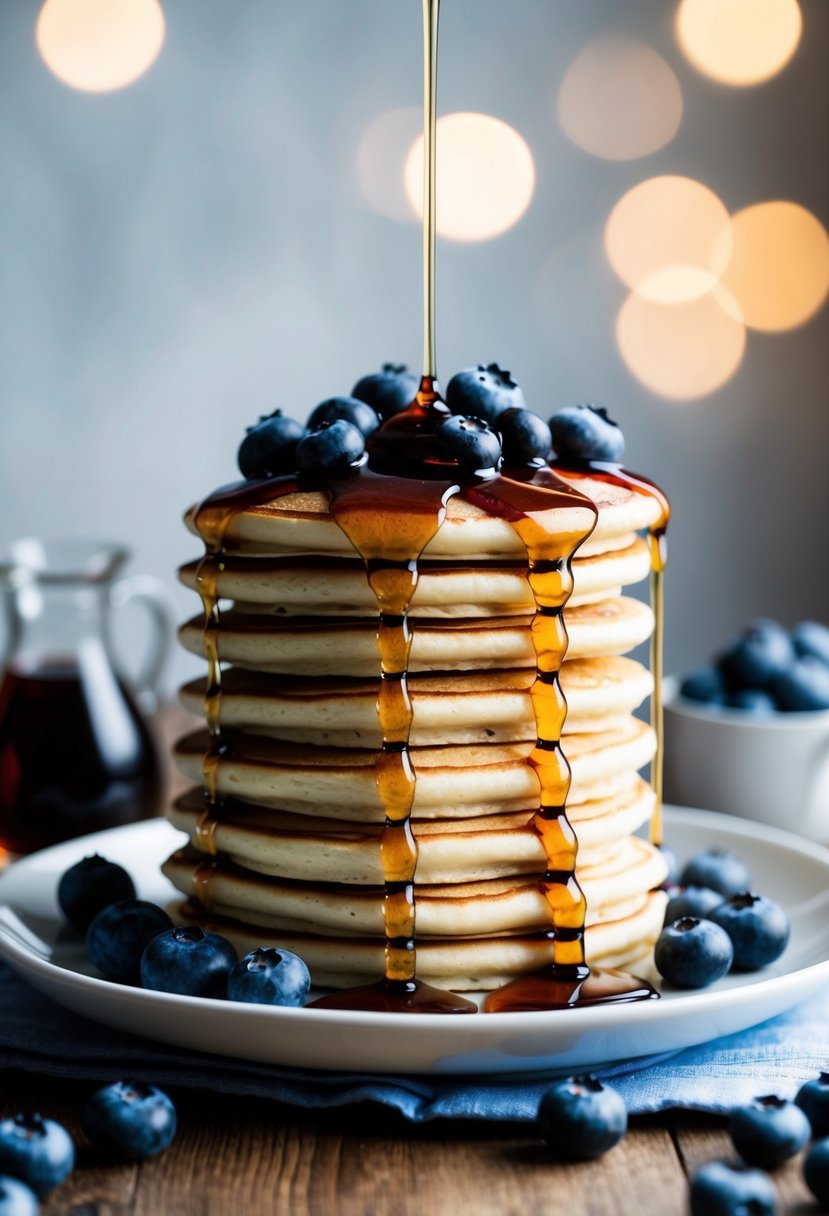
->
169;777;656;884
177;537;650;616
177;656;653;745
173;716;656;820
162;835;667;938
178;595;654;677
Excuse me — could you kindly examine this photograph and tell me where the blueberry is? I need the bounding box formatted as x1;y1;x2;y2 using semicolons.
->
549;404;625;464
804;1138;829;1208
537;1075;627;1160
227;947;311;1007
436;415;502;471
680;665;728;706
710;893;789;971
773;657;829;712
680;849;751;897
729;1095;811;1168
0;1116;74;1198
729;688;778;714
141;925;237;998
295;420;366;474
664;885;724;925
689;1161;777;1216
654;917;733;989
445;363;525;425
82;1081;177;1161
497;407;552;465
792;620;829;668
351;364;420;419
0;1176;39;1216
795;1072;829;1137
719;619;794;691
659;844;680;886
86;900;172;985
237;410;305;480
57;854;135;933
306;395;380;438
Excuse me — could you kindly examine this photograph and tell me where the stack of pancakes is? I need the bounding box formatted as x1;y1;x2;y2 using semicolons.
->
166;472;669;990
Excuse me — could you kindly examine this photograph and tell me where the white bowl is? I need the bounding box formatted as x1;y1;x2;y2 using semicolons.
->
664;676;829;844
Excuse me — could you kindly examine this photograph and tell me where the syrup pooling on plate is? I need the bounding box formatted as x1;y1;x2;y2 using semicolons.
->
553;461;670;847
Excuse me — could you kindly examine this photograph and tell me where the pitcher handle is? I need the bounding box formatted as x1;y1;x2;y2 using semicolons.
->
108;575;174;707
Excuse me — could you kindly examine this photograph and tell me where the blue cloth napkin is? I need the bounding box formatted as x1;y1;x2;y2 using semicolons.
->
1;963;827;1121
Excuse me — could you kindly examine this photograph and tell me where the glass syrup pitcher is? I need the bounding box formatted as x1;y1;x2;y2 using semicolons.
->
0;538;173;856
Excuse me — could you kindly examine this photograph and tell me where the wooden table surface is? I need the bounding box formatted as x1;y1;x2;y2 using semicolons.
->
0;709;819;1214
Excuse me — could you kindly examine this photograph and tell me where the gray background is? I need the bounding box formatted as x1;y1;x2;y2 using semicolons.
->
1;0;827;695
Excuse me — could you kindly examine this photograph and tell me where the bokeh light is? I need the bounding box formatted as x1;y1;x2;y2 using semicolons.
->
356;107;422;223
715;201;829;332
557;35;683;161
404;112;536;243
676;0;802;87
616;286;746;401
604;176;732;303
35;0;165;93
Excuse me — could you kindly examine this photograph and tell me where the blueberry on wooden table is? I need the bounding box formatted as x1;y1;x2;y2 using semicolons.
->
689;1161;777;1216
227;947;310;1007
729;1095;811;1168
85;900;172;985
549;404;625;464
654;917;733;989
709;893;790;971
82;1081;177;1160
237;410;306;480
446;363;525;425
295;420;366;474
537;1075;627;1160
795;1072;829;1137
0;1116;74;1197
57;854;135;933
351;364;420;419
140;925;237;998
306;395;381;437
679;848;751;898
804;1138;829;1208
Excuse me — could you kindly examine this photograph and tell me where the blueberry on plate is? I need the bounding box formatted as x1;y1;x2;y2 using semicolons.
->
719;619;794;691
227;947;311;1007
537;1075;627;1160
710;893;789;971
679;665;728;707
792;620;829;668
141;926;237;998
795;1072;829;1136
0;1116;74;1198
654;917;733;989
57;854;135;934
306;395;380;438
237;410;306;480
351;364;420;419
549;404;625;464
445;364;525;425
86;900;172;986
664;885;724;925
804;1138;829;1208
497;407;551;465
729;688;778;713
679;849;751;898
729;1095;811;1168
689;1160;777;1216
436;415;502;471
82;1081;177;1161
0;1176;39;1216
773;656;829;712
295;420;366;474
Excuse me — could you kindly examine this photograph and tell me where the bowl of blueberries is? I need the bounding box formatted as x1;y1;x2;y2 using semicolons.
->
665;619;829;843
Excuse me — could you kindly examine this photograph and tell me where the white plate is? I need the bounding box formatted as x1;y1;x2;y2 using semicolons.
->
0;808;828;1077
